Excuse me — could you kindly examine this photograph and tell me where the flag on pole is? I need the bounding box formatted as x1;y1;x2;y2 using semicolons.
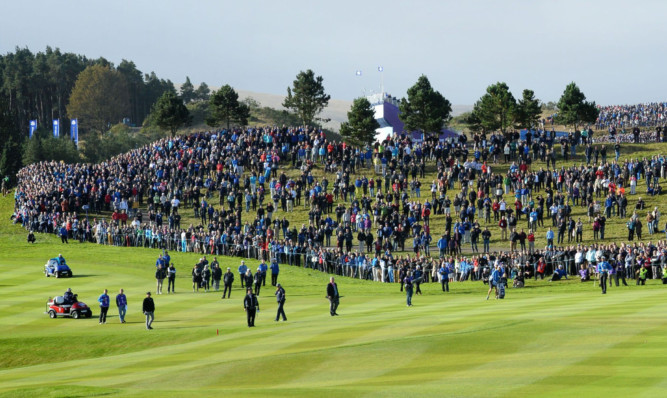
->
53;119;60;138
29;120;37;139
70;119;79;145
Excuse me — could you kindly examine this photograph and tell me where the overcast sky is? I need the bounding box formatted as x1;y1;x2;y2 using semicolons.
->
2;0;665;105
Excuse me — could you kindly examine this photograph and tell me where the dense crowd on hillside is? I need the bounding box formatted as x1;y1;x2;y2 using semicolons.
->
595;102;667;130
11;123;667;283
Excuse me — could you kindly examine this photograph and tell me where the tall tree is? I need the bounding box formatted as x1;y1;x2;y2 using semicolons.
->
399;75;452;135
555;82;599;130
22;135;44;165
207;85;249;129
67;64;130;133
194;82;210;102
180;76;196;103
0;96;22;183
470;82;516;134
340;97;380;146
282;69;330;126
150;91;191;136
515;89;542;130
117;59;144;125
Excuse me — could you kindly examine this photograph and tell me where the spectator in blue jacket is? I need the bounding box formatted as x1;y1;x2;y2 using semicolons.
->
437;235;448;258
486;264;502;300
98;289;110;324
258;260;268;286
116;288;127;323
270;259;279;286
238;261;248;288
60;225;68;244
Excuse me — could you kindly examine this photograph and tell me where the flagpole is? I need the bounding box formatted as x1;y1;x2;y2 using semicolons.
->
378;66;384;96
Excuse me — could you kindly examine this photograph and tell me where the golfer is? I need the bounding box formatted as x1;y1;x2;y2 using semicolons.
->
486;265;501;300
143;291;155;330
404;271;414;307
243;288;259;327
274;284;287;321
326;277;340;316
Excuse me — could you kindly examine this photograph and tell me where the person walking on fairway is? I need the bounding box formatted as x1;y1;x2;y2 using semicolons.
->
238;260;248;288
404;271;414;306
167;263;176;293
244;288;259;327
155;265;167;294
327;277;340;316
143;291;155;330
98;289;109;324
486;265;501;300
115;288;127;323
222;267;234;299
598;256;612;294
274;284;287;321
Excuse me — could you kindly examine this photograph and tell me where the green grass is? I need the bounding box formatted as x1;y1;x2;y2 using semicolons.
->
1;190;667;397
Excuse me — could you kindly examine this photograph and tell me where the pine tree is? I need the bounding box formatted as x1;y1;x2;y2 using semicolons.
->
555;82;599;130
399;75;452;135
283;69;330;126
340;97;380;146
180;76;196;103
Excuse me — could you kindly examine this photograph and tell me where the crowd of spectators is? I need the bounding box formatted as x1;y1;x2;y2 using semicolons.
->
595;102;667;130
11;121;667;285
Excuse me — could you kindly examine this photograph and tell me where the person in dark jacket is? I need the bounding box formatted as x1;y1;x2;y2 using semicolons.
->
222;267;234;299
212;264;222;291
404;271;414;306
243;288;259;327
143;291;155;330
253;267;262;295
244;269;254;293
155;265;167;295
192;265;201;292
202;265;211;292
413;266;423;295
326;276;340;316
167;263;176;293
274;284;287;321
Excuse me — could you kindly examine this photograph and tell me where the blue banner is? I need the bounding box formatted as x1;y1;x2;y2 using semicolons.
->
29;120;37;139
53;119;60;138
70;119;78;145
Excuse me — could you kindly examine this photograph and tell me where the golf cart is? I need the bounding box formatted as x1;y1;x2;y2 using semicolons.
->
44;257;72;278
46;294;92;319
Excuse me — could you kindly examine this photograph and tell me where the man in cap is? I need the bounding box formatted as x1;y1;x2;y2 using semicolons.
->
274;284;287;321
222;267;234;299
143;291;155;330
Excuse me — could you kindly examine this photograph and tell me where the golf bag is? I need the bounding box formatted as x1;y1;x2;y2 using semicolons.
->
497;282;505;299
